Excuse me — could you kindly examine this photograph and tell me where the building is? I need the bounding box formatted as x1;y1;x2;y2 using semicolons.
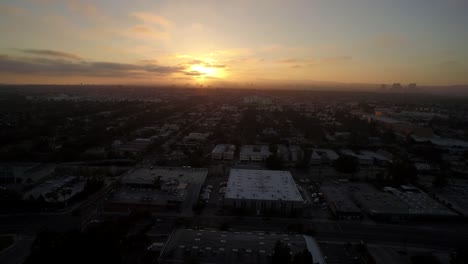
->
433;181;468;217
24;175;85;203
224;169;304;214
365;115;433;137
107;167;208;213
239;145;271;162
360;150;392;166
350;183;409;221
184;132;210;141
113;138;153;156
340;149;373;166
211;144;236;161
309;149;339;165
320;184;362;219
384;186;457;219
159;229;326;264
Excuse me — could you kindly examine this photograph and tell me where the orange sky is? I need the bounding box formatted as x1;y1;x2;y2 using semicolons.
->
1;0;467;86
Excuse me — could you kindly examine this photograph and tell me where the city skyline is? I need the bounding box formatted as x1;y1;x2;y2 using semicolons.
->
1;0;467;86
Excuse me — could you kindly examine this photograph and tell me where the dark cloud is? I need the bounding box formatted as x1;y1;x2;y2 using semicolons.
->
205;64;226;68
184;60;227;68
321;56;352;63
0;54;185;77
19;49;82;60
278;58;297;63
184;71;206;76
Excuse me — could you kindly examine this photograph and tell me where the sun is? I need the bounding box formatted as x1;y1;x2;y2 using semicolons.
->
190;64;216;77
188;61;226;81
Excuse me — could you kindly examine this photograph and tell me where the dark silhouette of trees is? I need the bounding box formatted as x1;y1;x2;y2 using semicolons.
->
272;241;291;264
387;159;417;185
271;241;313;264
266;155;284;170
334;155;359;175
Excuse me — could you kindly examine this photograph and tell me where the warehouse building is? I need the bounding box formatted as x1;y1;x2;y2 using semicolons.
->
320;183;362;219
309;148;339;165
224;169;304;214
159;229;326;264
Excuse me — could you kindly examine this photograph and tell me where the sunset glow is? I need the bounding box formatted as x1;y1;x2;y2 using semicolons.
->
0;0;467;86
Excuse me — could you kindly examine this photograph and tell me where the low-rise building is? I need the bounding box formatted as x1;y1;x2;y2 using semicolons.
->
224;169;304;214
350;183;409;221
239;145;271;162
309;149;339;165
159;229;326;264
340;149;373;166
385;186;457;219
107;167;208;213
211;144;236;160
113;138;153;156
320;184;362;219
360;150;392;166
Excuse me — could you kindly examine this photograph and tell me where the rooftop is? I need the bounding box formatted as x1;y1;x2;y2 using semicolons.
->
225;169;303;202
160;229;325;264
122;167;208;186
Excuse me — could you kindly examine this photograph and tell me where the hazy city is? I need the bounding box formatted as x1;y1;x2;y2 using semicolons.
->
1;1;468;264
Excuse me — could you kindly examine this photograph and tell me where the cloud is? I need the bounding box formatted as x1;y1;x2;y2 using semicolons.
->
183;60;227;69
19;49;82;60
278;56;351;68
437;60;460;67
0;54;184;78
278;58;298;64
127;25;170;40
130;12;172;27
68;0;105;20
184;71;206;76
320;56;352;63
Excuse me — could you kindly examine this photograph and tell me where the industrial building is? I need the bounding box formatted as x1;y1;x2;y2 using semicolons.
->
309;148;339;165
224;169;304;214
107;167;208;214
211;144;236;160
320;183;362;219
159;229;326;264
384;186;457;219
239;145;271;162
433;181;468;217
340;149;373;166
350;183;410;221
113;138;153;156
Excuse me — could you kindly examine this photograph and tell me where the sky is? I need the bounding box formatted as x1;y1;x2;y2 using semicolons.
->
0;0;467;86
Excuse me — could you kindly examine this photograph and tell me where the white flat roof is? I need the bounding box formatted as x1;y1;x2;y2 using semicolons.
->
225;169;303;202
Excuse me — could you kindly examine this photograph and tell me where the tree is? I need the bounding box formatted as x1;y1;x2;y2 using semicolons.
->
433;174;448;188
272;241;291;264
266;155;283;170
152;176;162;189
388;160;417;185
334;155;359;175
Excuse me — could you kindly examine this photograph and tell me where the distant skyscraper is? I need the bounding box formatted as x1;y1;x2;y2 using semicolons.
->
408;83;417;89
391;83;402;92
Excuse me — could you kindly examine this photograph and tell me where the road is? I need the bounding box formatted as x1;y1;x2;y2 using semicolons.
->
189;216;468;251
